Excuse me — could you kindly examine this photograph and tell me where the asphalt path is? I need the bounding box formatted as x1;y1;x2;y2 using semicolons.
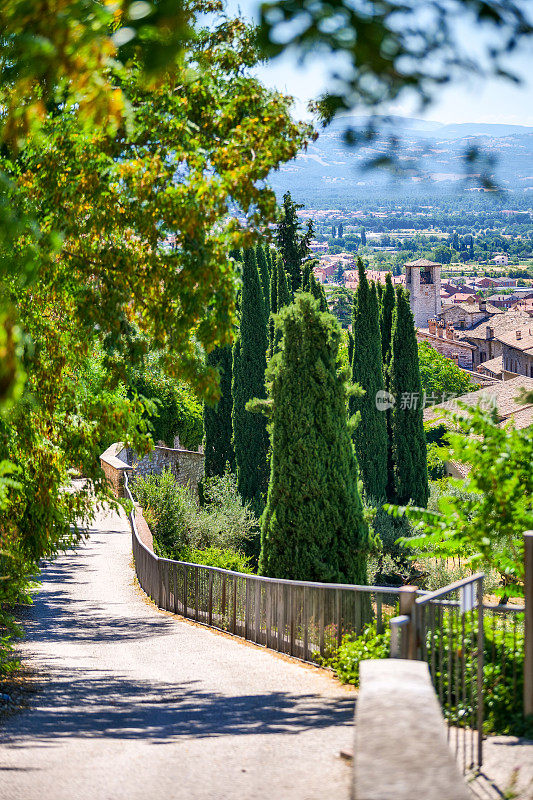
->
0;502;354;800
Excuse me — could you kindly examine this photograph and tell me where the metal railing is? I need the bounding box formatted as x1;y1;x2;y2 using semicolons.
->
124;472;401;663
391;574;485;772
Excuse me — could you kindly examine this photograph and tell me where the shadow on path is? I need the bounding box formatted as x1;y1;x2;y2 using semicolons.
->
1;670;354;746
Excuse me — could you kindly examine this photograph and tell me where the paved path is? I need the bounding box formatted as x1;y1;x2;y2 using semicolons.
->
0;503;354;800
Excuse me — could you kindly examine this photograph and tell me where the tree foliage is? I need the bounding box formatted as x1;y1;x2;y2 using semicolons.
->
232;249;269;517
388;287;429;507
418;341;477;401
257;294;369;583
0;2;311;672
203;346;234;477
396;403;533;596
350;262;388;502
275;191;314;292
258;0;532;120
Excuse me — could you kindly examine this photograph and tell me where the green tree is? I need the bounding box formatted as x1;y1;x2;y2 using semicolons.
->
203;346;235;477
388;287;429;507
232;248;269;516
257;294;369;583
268;255;279;359
338;222;343;238
307;272;328;312
256;244;271;316
379;272;395;365
276;253;292;309
433;244;453;264
397;402;533;597
131;353;203;450
360;227;366;246
276;191;312;292
328;286;354;328
418;342;477;401
350;262;388;502
0;4;311;673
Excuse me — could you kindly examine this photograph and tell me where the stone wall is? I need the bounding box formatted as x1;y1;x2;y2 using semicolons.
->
100;442;132;498
100;442;205;499
503;343;533;378
125;445;205;496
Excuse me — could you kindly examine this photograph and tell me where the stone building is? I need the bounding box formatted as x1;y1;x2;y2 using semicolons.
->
460;310;531;369
405;258;442;327
499;329;533;378
438;299;502;331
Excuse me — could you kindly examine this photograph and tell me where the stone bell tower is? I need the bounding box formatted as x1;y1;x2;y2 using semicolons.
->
405;258;442;328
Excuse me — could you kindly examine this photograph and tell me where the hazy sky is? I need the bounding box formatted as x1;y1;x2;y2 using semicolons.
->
226;0;533;127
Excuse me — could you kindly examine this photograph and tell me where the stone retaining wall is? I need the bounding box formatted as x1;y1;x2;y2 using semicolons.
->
128;446;204;496
100;442;205;499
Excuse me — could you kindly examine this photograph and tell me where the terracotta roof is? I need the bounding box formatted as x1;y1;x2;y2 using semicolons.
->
405;258;441;267
424;375;533;429
464;310;532;342
497;328;533;353
478;356;503;376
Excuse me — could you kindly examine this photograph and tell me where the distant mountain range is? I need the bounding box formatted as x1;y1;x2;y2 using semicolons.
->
268;117;533;206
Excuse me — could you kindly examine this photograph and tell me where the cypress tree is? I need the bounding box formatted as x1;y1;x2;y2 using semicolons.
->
268;255;278;359
203;346;234;477
276;254;292;309
258;293;368;583
276;191;304;292
308;271;328;312
380;272;395;365
388;287;429;507
256;244;270;316
379;273;396;500
232;248;269;516
347;329;354;368
349;261;388;502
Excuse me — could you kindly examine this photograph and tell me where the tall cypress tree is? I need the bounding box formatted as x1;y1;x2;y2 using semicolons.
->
258;293;368;583
203;346;234;477
232;248;269;516
307;271;328;312
349;260;388;502
347;329;354;368
276;191;304;292
379;272;396;500
388;287;429;507
256;244;270;316
268;255;278;359
380;272;395;365
276;253;292;309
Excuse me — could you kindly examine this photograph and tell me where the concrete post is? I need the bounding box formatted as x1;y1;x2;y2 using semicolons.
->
525;531;533;718
399;585;418;659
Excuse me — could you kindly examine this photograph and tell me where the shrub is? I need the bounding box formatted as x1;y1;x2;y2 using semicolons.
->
323;623;391;686
179;546;252;573
132;468;258;562
426;443;446;480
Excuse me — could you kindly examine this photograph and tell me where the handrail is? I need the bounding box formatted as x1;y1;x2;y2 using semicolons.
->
124;470;403;595
415;572;485;605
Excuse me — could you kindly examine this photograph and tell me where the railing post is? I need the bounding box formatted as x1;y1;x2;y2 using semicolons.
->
525;531;533;718
399;585;418;659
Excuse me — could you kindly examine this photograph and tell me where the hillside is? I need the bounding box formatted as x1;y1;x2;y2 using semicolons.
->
269;117;533;207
